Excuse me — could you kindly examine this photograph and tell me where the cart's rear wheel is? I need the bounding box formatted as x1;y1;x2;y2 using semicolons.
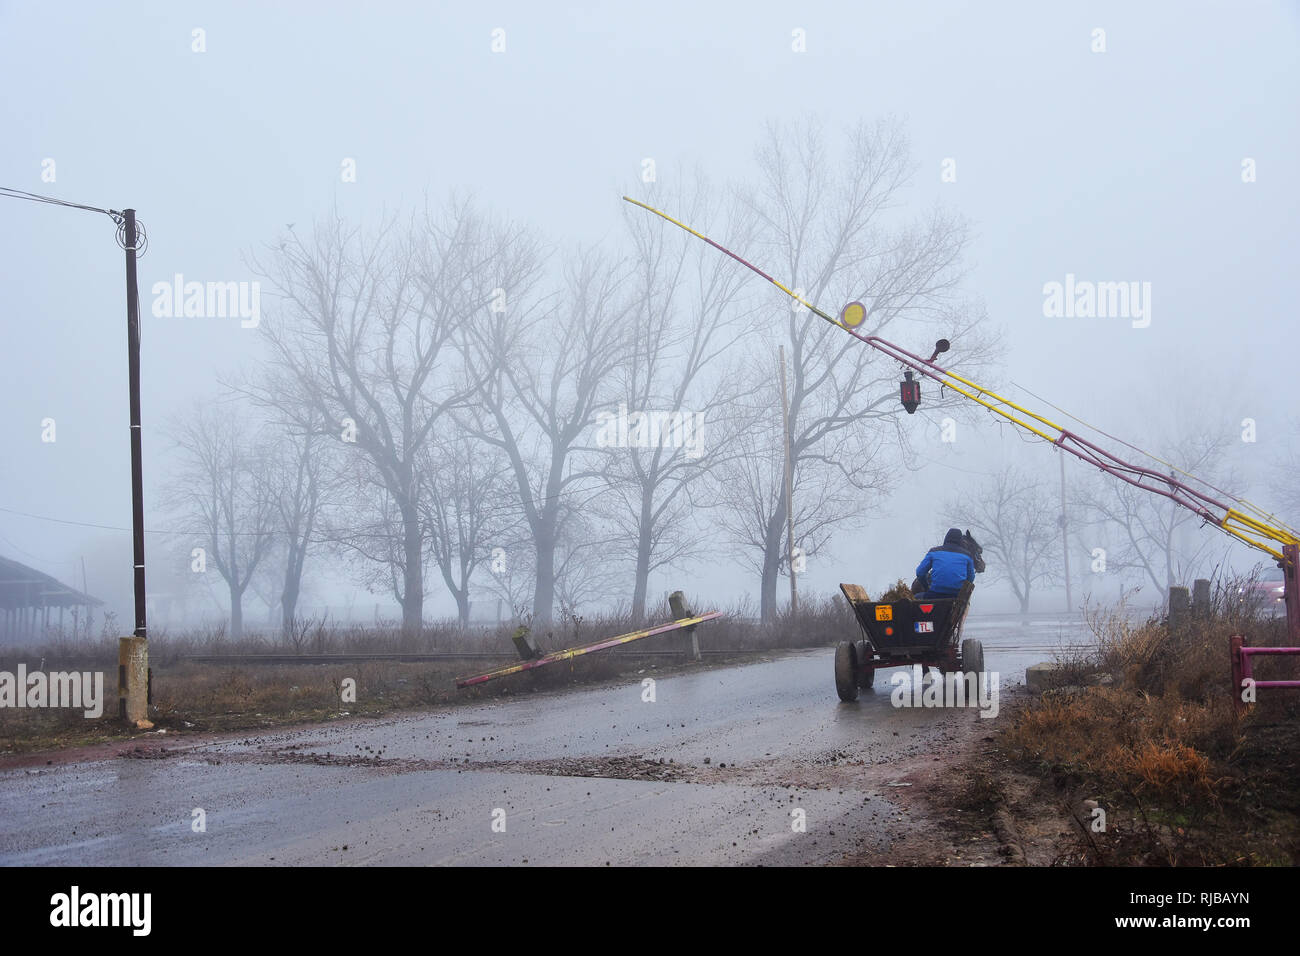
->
834;641;859;701
854;640;875;688
961;638;984;677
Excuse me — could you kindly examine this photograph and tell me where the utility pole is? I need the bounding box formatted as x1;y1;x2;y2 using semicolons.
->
124;209;146;641
1059;451;1072;613
778;346;798;615
0;189;150;720
119;209;149;724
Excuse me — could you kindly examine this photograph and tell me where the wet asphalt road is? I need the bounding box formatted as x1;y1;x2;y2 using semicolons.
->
0;615;1093;866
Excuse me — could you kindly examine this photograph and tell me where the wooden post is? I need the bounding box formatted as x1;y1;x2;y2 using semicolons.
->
1230;634;1246;717
669;591;700;661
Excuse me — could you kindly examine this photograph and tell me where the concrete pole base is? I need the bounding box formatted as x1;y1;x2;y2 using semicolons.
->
118;637;149;726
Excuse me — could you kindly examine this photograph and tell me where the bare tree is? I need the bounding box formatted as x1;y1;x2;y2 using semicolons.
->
717;117;993;621
714;396;876;614
553;506;626;619
946;465;1061;613
264;426;328;634
610;174;757;621
164;403;277;639
464;248;632;625
246;541;286;627
253;199;524;636
418;432;519;628
322;456;412;613
1077;420;1239;595
1268;420;1300;529
480;534;536;623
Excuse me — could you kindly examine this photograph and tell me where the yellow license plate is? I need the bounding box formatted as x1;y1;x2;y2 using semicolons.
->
875;606;893;621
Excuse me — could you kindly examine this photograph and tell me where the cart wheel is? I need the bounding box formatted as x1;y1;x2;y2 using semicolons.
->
961;638;984;677
855;640;875;688
834;641;859;702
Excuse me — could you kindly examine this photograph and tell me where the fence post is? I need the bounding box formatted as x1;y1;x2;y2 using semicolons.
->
1229;634;1246;717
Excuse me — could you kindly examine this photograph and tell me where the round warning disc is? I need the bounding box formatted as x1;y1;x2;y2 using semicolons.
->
840;301;866;328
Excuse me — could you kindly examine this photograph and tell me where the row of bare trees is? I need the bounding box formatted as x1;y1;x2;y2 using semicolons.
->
160;117;998;637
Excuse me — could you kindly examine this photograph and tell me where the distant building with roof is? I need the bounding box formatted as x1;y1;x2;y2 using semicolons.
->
0;555;103;643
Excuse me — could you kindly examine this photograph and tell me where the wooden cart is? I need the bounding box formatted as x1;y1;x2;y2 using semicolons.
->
834;580;981;702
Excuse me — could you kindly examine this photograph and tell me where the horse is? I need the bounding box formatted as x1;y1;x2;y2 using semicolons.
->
962;530;986;574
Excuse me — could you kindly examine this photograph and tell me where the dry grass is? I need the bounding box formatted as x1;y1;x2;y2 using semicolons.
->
1119;741;1214;797
1;591;858;667
998;570;1300;865
0;591;865;754
0;650;677;754
1005;690;1226;804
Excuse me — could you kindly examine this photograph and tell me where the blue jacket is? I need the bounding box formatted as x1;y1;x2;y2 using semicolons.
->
915;548;975;595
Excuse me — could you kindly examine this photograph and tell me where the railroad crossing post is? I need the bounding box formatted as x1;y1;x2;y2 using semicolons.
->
669;591;700;661
1059;452;1072;612
1283;544;1300;647
511;624;541;660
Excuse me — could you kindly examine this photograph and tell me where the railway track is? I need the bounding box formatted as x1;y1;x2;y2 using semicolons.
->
186;641;1096;665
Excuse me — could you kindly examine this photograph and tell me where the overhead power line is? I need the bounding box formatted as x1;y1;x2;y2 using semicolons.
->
0;185;120;219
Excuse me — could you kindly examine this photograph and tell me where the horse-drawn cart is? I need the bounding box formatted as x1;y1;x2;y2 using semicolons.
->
834;580;982;701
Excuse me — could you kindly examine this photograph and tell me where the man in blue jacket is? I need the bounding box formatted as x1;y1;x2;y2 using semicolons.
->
913;528;976;598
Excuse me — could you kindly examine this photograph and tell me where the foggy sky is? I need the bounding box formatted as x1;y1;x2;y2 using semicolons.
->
3;1;1298;626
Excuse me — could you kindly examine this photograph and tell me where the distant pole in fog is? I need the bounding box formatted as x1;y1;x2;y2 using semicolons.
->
1059;451;1072;612
779;346;798;616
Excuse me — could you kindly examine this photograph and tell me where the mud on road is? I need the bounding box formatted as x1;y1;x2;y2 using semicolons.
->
0;648;1043;866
